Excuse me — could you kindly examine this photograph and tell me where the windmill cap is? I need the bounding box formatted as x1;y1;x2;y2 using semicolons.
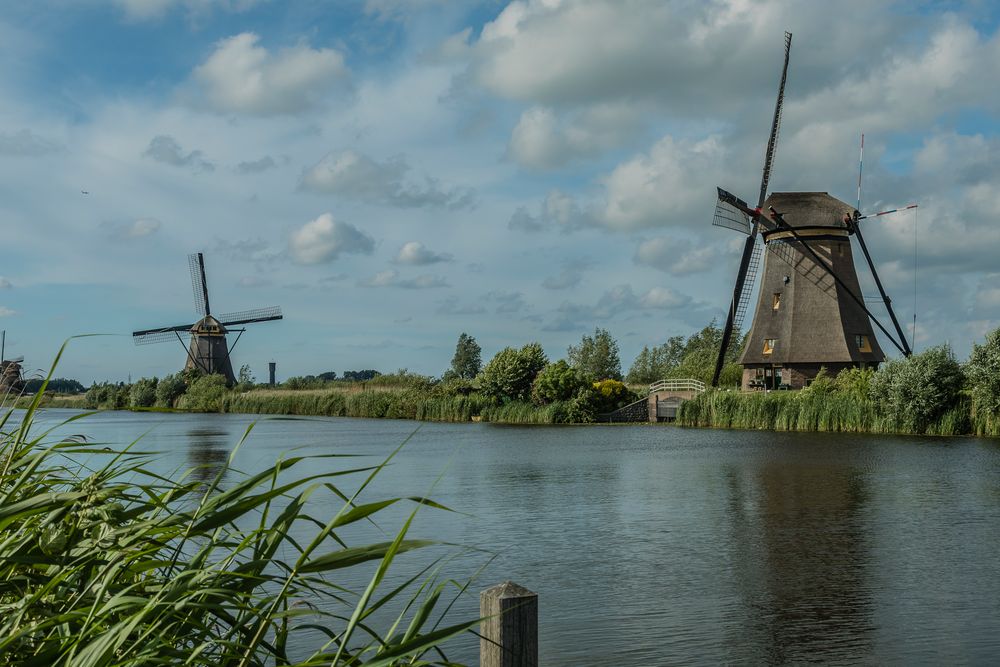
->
764;192;858;230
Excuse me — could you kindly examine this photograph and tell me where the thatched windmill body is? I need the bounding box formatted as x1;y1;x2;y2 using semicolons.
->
710;32;912;390
133;254;282;384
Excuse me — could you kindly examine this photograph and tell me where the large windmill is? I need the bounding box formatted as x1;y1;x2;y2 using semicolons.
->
132;253;282;384
710;32;911;390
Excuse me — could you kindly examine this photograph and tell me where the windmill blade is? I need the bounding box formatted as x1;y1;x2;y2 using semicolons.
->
132;324;192;345
712;187;752;235
219;306;283;327
857;204;917;221
756;31;792;209
189;253;211;317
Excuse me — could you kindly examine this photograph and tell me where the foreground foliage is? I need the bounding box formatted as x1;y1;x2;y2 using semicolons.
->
1;351;478;665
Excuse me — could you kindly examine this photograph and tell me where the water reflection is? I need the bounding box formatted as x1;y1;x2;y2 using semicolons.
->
185;428;230;485
725;460;875;663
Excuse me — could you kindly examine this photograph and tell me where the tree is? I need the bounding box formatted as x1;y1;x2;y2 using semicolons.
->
869;344;965;432
626;336;685;383
531;360;588;404
567;328;622;381
450;333;482;380
179;374;228;412
155;373;187;408
238;364;255;385
479;343;549;402
129;377;158;408
966;327;1000;430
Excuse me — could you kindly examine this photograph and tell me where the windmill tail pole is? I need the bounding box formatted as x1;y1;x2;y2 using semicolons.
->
850;215;912;357
857;132;864;212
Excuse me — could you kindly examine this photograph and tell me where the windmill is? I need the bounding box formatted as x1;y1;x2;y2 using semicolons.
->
0;330;24;393
710;32;911;390
132;253;282;384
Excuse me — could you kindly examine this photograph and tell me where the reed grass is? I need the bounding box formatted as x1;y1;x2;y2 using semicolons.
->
677;389;978;436
223;389;489;423
479;401;570;425
1;343;478;665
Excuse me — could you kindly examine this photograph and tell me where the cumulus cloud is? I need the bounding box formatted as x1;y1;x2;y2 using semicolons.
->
508;104;641;168
634;237;719;275
143;135;214;171
236;155;278;174
544;283;695;331
289;213;375;265
301;150;475;209
436;296;486;315
0;129;60;156
485;290;528;314
192;33;348;115
357;269;448;289
237;275;271;288
115;0;266;21
101;218;163;239
394;241;453;265
508;190;589;233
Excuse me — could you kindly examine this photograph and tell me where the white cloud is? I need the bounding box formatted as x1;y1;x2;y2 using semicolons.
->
640;286;689;309
301;150;475;209
357;269;448;289
0;278;12;289
143;135;214;171
289;213;375;265
394;241;453;265
192;33;348;115
236;155;278;174
0;129;60;156
599;135;724;230
101;217;163;239
436;296;486;315
0;307;15;317
508;103;640;168
508;189;589;233
634;238;718;275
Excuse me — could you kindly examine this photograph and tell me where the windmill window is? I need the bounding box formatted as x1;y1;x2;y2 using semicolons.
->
772;293;781;310
762;338;776;355
855;335;872;353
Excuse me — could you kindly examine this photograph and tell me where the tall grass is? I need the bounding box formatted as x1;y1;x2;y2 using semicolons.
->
479;401;570;425
224;389;489;423
1;344;478;665
677;389;977;436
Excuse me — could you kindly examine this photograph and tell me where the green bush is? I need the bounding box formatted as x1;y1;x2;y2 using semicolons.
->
155;372;187;408
531;360;589;404
966;327;1000;435
478;343;548;402
868;345;965;432
178;374;228;412
128;376;158;408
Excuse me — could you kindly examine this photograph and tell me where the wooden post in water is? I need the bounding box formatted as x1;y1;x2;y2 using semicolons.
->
480;581;538;667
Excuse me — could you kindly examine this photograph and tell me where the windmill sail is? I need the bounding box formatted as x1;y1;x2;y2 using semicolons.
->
711;31;792;387
219;306;283;327
189;253;210;316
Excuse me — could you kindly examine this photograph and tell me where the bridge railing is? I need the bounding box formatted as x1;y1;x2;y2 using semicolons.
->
648;378;706;395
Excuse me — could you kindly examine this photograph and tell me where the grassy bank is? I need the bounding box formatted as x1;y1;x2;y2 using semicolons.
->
2;392;88;410
223;386;492;422
676;389;987;436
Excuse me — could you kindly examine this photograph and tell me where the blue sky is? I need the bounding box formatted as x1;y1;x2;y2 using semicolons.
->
1;0;999;384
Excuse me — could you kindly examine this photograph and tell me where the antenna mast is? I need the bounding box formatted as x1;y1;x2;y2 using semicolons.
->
857;133;864;212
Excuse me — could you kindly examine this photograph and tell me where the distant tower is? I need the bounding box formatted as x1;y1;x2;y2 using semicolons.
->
268;361;276;386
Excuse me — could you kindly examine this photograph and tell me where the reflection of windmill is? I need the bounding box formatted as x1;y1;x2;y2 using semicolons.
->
710;32;911;390
132;253;282;385
0;330;24;393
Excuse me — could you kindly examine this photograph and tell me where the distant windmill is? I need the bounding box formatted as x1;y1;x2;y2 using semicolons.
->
0;330;24;393
710;32;910;390
132;253;282;384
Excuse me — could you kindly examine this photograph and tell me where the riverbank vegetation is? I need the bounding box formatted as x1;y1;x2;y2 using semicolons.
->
0;355;478;665
678;336;1000;436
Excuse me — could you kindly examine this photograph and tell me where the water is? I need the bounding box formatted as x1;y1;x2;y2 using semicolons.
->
25;410;1000;665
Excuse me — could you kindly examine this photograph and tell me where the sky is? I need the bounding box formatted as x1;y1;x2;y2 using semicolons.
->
1;0;999;384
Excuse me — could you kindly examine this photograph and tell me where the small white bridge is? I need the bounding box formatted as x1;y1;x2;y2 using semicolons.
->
599;379;706;423
648;379;705;421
